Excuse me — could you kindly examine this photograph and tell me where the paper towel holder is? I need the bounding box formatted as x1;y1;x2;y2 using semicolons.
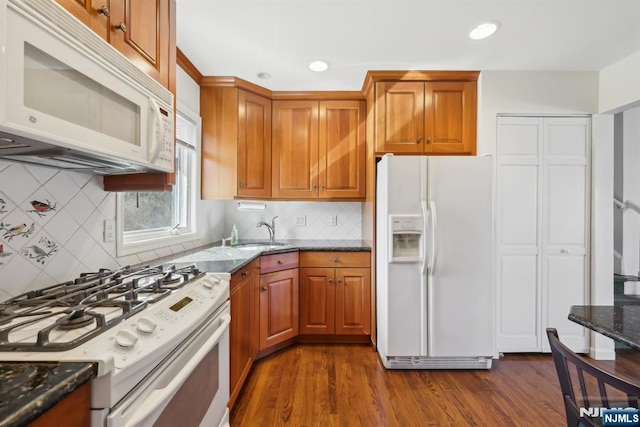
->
236;201;266;211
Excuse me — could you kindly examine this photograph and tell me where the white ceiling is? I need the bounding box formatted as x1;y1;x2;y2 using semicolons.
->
176;0;640;91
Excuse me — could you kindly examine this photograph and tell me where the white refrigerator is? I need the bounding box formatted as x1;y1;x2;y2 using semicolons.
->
376;154;494;369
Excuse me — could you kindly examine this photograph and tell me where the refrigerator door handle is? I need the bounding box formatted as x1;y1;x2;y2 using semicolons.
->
421;200;429;276
429;200;438;275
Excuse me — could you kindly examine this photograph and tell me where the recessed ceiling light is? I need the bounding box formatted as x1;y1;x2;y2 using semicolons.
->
309;60;330;72
469;21;501;40
257;72;271;79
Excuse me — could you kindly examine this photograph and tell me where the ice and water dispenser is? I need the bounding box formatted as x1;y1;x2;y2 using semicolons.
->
389;215;422;262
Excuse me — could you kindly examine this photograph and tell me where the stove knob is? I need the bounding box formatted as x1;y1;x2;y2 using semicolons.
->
137;317;157;334
203;277;220;289
115;329;138;349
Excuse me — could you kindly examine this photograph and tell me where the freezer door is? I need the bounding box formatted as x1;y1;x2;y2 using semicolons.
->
426;156;494;357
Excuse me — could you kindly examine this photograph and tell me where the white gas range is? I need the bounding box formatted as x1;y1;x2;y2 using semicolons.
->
0;264;231;427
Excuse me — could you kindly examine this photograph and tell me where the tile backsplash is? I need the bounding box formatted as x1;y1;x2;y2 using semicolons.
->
0;161;222;299
224;201;362;241
0;161;365;300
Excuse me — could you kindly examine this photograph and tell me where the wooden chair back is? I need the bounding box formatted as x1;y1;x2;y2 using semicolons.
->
546;328;640;426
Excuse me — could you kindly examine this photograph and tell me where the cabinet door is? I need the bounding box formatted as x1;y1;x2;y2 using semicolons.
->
318;100;365;199
496;117;543;352
335;268;371;335
229;268;254;408
541;117;590;353
299;268;334;334
238;91;272;198
424;81;476;154
110;0;171;87
55;0;111;40
272;100;319;199
259;269;299;350
375;82;425;153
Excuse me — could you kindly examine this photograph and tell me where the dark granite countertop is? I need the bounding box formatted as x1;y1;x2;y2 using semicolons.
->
0;362;96;427
569;305;640;351
167;239;372;274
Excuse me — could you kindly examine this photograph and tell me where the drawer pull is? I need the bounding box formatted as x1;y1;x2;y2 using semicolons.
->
242;271;249;277
277;260;283;264
332;256;339;263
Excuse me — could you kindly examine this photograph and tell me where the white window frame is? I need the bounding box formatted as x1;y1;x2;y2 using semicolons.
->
115;101;201;257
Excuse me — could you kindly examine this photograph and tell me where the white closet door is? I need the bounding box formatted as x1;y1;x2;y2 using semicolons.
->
496;117;543;351
541;117;590;353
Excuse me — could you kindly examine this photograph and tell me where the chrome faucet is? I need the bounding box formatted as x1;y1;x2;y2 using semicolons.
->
256;216;278;243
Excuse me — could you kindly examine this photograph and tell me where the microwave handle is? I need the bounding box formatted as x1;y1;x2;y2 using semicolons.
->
149;98;164;163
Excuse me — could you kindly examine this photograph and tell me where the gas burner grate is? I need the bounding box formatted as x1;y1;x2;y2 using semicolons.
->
0;263;204;351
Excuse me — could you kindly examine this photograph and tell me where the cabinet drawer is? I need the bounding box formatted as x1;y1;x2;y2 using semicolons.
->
259;251;299;274
299;251;370;268
231;261;256;291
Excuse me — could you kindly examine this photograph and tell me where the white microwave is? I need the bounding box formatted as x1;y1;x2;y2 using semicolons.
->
0;0;174;174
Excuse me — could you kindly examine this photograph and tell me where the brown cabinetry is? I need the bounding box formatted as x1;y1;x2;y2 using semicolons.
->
272;99;365;200
257;252;299;351
229;260;257;410
30;382;91;427
55;0;175;90
365;71;479;155
201;82;272;199
299;252;371;337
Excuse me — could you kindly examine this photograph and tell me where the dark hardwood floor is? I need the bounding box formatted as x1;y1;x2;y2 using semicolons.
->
230;344;640;427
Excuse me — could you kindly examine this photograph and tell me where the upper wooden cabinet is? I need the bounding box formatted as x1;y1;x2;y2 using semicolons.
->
364;71;479;155
54;0;111;40
109;0;172;88
201;81;272;200
272;99;365;200
55;0;174;90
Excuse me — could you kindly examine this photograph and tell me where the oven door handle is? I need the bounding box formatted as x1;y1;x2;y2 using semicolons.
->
125;312;231;427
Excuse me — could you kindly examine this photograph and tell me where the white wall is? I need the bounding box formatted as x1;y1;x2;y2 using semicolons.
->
599;51;640;113
478;71;599;154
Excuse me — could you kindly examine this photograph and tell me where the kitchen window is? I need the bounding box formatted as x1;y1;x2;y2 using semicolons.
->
116;103;200;256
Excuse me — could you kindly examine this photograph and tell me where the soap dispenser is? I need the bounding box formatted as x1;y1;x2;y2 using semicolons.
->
231;224;239;246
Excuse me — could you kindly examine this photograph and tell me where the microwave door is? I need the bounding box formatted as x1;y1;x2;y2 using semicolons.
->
2;6;152;166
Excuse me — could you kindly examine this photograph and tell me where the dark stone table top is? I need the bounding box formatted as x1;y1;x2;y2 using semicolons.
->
0;362;96;427
569;305;640;351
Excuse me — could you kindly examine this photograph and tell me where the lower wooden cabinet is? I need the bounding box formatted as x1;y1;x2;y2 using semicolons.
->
299;251;371;337
229;260;257;409
30;382;91;427
257;252;300;352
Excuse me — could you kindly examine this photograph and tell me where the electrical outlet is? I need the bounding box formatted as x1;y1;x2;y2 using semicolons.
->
330;215;337;226
103;219;115;242
295;215;306;226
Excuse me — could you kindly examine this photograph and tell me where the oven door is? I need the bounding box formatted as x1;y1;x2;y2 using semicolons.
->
105;302;230;427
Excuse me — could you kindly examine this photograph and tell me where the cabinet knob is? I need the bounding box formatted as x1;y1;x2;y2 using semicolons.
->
239;182;245;188
242;270;249;277
560;249;570;254
114;22;127;32
417;136;423;144
261;286;267;291
313;185;318;189
426;136;432;143
337;278;343;284
332;256;339;263
328;278;333;284
277;260;283;265
97;5;110;16
320;185;325;190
